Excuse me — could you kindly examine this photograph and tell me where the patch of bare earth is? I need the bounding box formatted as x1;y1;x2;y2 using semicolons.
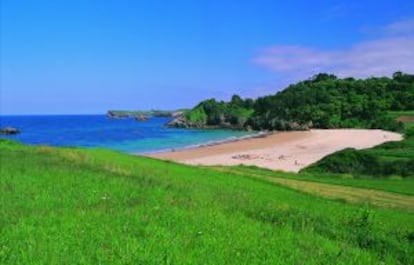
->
397;116;414;122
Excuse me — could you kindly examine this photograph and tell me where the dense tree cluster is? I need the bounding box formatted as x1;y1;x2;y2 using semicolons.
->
185;95;254;128
250;72;414;131
185;72;414;131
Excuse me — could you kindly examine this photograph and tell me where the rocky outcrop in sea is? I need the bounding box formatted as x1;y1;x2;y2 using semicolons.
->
0;127;20;135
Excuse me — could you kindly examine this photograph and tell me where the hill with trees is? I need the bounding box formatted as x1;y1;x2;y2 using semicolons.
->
169;72;414;132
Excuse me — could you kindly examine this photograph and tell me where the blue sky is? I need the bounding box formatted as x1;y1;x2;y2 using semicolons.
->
1;0;414;115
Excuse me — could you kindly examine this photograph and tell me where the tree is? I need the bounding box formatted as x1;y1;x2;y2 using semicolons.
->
230;94;243;108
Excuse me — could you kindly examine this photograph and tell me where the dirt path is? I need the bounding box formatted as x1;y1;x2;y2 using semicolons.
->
211;167;414;211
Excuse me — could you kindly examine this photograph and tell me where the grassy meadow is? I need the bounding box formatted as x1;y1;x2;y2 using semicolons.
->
1;137;414;264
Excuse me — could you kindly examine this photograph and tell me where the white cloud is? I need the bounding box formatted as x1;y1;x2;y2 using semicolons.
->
384;18;414;36
253;19;414;80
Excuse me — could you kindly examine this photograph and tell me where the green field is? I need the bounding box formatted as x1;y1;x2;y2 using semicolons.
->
1;139;413;264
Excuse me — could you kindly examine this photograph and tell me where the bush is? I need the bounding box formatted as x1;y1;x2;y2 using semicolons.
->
304;148;414;177
405;127;414;138
370;116;404;132
303;148;380;175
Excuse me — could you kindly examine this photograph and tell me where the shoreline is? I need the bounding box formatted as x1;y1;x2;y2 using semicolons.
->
140;130;271;155
148;129;403;172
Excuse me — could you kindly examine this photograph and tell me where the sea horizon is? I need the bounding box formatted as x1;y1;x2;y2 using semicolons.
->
0;114;255;153
0;113;106;117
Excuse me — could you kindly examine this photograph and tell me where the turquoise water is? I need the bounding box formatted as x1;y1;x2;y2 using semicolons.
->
0;115;254;153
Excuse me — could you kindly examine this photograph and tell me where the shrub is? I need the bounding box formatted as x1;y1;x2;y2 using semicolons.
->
303;148;380;175
405;127;414;138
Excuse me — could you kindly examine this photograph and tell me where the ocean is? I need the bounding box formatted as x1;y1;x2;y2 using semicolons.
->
0;115;254;153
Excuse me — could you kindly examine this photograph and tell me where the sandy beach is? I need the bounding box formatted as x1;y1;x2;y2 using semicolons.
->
149;129;403;172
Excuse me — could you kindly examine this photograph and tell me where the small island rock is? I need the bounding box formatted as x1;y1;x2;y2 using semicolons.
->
135;115;149;121
0;127;21;135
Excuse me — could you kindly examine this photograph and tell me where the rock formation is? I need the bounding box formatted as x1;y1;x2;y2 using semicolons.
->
0;127;20;135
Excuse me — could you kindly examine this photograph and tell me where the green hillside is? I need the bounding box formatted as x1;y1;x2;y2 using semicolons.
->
181;72;414;131
1;139;413;264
